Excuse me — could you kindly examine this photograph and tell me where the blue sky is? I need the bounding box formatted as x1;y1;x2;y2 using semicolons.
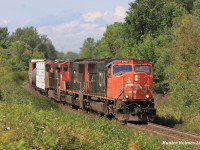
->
0;0;134;53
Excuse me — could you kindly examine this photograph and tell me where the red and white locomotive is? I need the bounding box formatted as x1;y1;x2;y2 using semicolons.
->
29;58;156;122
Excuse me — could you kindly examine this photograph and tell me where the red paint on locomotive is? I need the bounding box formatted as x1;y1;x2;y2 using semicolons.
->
60;61;71;90
106;59;153;101
84;62;89;92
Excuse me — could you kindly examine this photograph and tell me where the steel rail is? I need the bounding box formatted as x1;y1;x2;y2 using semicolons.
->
127;122;200;142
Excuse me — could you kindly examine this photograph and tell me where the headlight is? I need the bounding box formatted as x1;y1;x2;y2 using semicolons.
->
146;94;149;98
134;75;138;81
125;95;129;99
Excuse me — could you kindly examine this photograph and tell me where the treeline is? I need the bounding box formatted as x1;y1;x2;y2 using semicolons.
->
0;27;59;70
0;26;80;70
79;0;200;108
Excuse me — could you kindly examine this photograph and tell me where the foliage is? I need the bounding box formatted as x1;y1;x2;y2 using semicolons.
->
125;0;185;41
10;27;57;60
0;27;10;49
153;14;200;134
0;41;45;71
0;26;56;71
173;0;194;12
79;37;96;59
167;14;200;106
57;51;79;60
155;94;200;134
193;0;200;16
94;23;126;58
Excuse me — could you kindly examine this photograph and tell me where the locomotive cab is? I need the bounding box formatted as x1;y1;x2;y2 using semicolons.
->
107;59;153;100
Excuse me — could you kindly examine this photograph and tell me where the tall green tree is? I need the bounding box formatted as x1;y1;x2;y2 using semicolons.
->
193;0;200;16
0;27;10;49
57;51;78;60
173;0;194;12
167;15;200;106
10;27;40;50
10;27;57;60
94;22;126;58
79;37;96;59
8;41;44;70
125;0;185;41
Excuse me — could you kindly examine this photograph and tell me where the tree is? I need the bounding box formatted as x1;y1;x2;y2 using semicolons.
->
35;35;57;60
193;0;200;16
125;0;185;41
79;37;96;59
57;51;78;60
0;27;10;49
167;15;200;106
10;27;40;50
10;27;57;60
94;22;126;58
9;41;44;70
94;40;111;58
173;0;194;12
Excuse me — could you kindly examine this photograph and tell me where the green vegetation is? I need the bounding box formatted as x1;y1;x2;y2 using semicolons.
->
0;66;195;150
10;27;57;60
156;97;200;134
0;26;57;71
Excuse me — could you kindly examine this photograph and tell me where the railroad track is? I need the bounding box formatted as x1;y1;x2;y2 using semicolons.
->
127;122;200;144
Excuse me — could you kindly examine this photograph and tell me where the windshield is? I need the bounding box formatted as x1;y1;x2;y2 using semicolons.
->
113;65;132;75
134;65;151;74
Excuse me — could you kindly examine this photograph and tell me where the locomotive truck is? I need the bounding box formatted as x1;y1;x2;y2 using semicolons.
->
29;58;156;122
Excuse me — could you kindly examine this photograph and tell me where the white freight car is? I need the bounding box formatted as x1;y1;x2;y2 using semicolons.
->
35;60;46;90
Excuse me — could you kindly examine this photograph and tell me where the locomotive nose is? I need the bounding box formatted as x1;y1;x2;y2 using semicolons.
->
123;73;152;100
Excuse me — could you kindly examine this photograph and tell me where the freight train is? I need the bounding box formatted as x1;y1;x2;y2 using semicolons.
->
29;58;156;122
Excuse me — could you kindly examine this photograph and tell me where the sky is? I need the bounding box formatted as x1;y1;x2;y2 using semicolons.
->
0;0;134;53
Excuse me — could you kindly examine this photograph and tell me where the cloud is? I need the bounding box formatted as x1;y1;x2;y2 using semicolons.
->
0;19;9;26
39;20;80;34
80;23;99;30
115;6;126;20
100;27;106;34
82;6;126;24
38;20;104;52
38;6;128;53
52;20;80;34
83;11;103;22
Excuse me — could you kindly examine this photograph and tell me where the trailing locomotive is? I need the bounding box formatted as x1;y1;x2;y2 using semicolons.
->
29;58;156;122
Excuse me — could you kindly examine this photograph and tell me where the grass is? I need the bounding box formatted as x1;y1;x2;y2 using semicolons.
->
155;94;200;134
0;70;196;149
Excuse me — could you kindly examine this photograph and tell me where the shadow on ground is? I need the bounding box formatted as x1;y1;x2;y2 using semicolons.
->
153;115;183;127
